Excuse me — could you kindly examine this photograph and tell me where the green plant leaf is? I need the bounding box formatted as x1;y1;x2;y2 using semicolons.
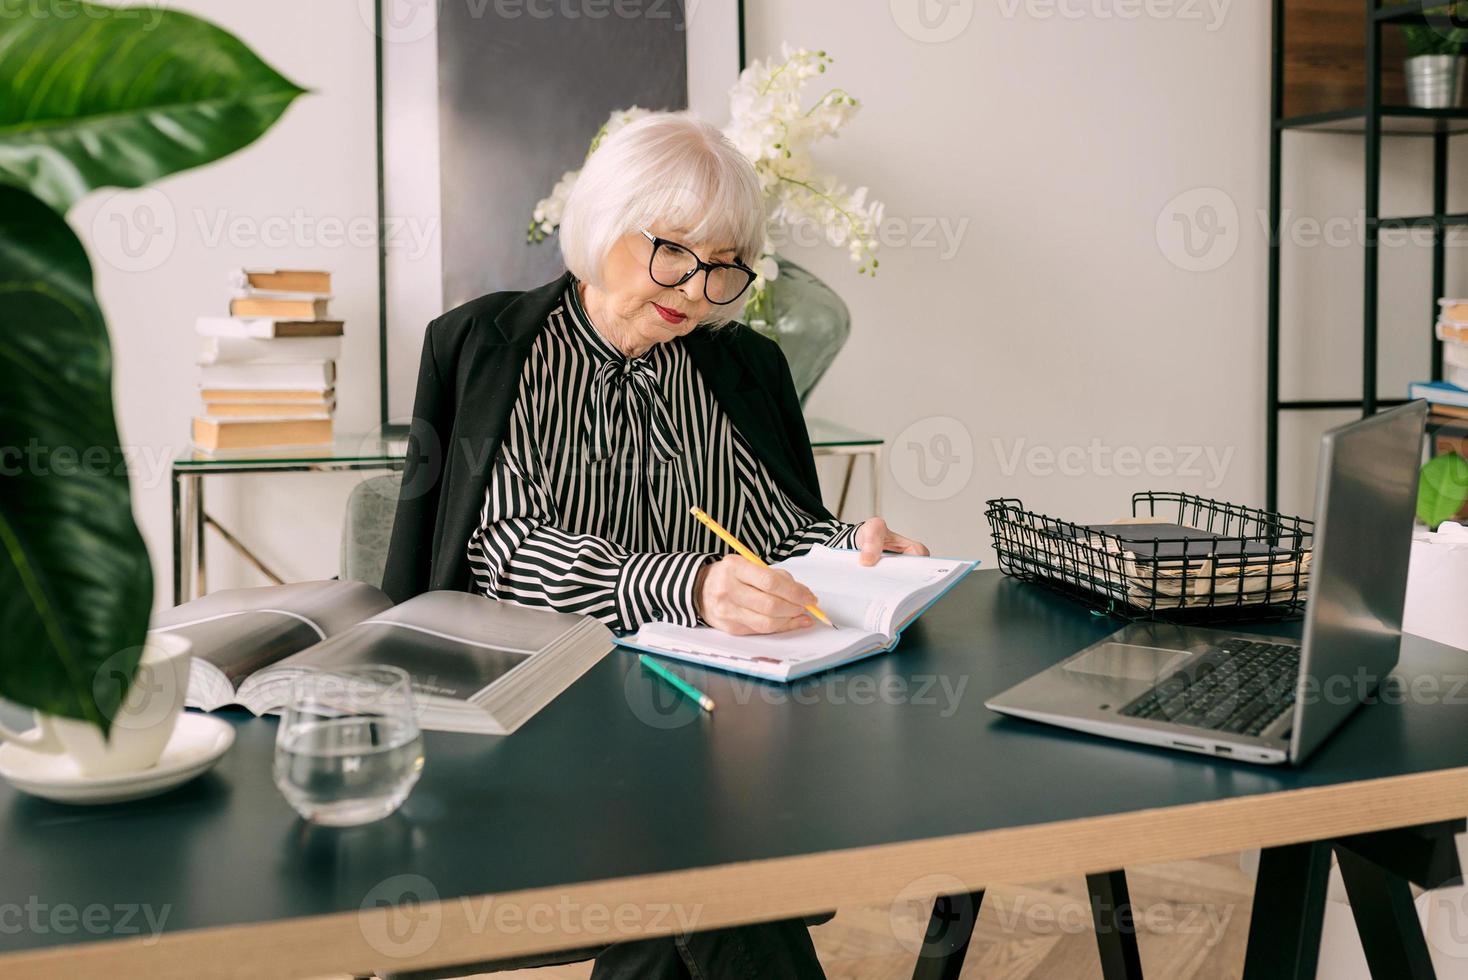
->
1417;452;1468;529
0;184;152;730
0;0;305;211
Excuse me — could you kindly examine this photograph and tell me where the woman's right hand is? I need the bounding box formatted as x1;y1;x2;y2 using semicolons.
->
693;555;819;635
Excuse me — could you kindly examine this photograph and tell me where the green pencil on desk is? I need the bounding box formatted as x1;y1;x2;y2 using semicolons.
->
639;654;716;712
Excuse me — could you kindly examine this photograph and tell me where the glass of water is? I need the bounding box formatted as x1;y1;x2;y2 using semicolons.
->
273;665;425;827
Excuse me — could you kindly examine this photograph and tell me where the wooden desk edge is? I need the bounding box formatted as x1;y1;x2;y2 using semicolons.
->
5;766;1466;979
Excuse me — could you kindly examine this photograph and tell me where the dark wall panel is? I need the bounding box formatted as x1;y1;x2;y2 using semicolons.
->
436;1;690;305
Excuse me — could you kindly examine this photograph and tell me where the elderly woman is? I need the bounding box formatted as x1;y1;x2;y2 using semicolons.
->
382;112;928;978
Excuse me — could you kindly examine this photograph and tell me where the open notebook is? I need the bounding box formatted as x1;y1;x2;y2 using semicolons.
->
616;545;978;682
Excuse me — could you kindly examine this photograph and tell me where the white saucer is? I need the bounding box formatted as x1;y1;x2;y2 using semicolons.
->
0;713;235;805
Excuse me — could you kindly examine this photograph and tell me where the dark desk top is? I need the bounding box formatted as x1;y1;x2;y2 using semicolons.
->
3;571;1467;973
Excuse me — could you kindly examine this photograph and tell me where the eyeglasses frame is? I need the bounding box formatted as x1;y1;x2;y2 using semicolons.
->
639;229;756;306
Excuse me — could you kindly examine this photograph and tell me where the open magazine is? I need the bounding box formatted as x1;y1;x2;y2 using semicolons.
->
617;546;978;682
149;580;614;735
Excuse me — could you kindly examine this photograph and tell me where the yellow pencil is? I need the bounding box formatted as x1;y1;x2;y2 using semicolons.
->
689;506;837;629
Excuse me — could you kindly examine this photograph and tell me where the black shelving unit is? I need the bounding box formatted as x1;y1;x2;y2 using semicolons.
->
1267;0;1454;509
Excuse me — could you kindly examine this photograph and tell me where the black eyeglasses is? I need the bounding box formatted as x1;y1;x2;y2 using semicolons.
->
640;229;756;306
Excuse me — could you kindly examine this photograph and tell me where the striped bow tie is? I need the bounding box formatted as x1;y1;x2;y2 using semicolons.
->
583;356;685;464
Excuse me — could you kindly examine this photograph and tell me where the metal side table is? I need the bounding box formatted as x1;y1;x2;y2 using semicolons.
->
170;423;883;605
170;438;405;605
807;417;883;520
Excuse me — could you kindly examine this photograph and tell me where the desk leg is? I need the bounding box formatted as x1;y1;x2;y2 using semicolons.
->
1242;840;1331;980
1334;846;1437;980
1086;870;1145;980
910;890;985;980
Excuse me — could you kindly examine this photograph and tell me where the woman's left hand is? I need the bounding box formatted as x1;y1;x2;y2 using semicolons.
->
854;518;930;566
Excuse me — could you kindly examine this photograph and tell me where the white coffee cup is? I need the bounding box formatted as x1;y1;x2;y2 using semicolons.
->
0;632;193;777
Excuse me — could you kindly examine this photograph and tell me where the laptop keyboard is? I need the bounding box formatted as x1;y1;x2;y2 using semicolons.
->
1118;637;1300;737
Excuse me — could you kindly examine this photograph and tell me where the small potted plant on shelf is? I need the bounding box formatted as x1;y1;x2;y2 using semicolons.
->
1418;452;1468;528
1400;2;1468;108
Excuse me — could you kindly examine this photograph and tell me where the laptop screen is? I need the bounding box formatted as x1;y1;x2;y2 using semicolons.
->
1291;401;1427;762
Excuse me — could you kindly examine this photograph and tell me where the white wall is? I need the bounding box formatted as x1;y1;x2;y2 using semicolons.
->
77;0;382;614
89;0;1442;613
746;1;1453;562
746;1;1275;561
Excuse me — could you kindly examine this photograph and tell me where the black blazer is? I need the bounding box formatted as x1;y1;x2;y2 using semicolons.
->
380;271;837;604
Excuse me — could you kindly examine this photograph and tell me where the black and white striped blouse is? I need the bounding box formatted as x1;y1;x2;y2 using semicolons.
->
466;278;860;633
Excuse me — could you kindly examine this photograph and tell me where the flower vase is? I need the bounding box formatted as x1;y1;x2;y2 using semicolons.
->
742;258;851;404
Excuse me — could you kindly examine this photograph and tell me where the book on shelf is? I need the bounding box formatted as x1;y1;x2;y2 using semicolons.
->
1445;337;1468;368
202;398;336;418
197;360;335;391
1410;380;1468;410
1436;430;1468;458
149;580;613;735
197;316;344;339
199;387;336;403
1439;300;1468;324
616;545;977;682
229;296;331;320
1430;403;1468;421
198;334;342;365
1449;365;1468;390
192;416;333;451
228;269;332;294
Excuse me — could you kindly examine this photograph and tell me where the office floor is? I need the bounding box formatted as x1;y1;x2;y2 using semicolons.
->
347;853;1254;980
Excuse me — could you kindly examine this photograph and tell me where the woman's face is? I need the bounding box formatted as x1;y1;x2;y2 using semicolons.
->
593;225;736;351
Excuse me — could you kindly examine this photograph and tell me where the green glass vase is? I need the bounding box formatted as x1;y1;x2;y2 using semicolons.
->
743;257;851;405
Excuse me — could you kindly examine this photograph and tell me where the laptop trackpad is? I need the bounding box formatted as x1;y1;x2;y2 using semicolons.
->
1063;643;1191;683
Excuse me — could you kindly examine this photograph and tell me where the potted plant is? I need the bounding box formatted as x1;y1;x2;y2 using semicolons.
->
1419;451;1468;528
0;2;302;745
1401;3;1468;108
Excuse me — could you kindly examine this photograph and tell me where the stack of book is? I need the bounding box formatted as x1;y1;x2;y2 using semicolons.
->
1436;301;1468;388
191;270;341;453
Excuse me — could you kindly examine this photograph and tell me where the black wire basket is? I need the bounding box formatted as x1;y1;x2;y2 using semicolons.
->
984;492;1315;622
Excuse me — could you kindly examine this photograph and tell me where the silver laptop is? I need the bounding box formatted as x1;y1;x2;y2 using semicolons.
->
986;401;1427;766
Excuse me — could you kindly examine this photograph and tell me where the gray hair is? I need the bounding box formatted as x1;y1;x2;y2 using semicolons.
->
558;111;766;328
